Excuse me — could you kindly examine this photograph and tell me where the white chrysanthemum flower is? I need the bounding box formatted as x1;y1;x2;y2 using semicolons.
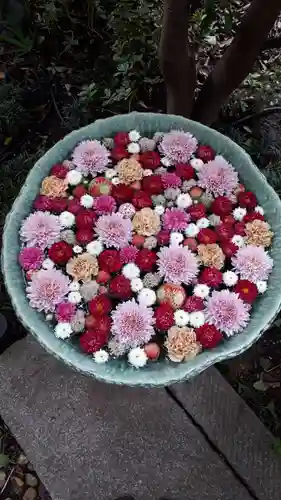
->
189;311;205;328
129;130;141;142
127;142;140;154
128;347;148;368
55;322;72;339
105;168;117;179
194;284;210;298
197;217;210;229
138;288;156;307
73;245;83;254
68;291;82;304
255;206;264;215
231;235;245;248
42;258;55;270
131;278;144;293
66;169;82;186
80;194;94;208
59;211;75;228
174;309;189;327
111;176;121;185
161;157;171;167
190;158;204;171
233;207;247;221
93;349;109;364
122;263;140;280
86;240;104;256
256;280;268;294
170;232;184;245
223;271;238;287
143;169;153;176
154;205;165;216
185;223;199;237
176;193;192;209
69;281;80;292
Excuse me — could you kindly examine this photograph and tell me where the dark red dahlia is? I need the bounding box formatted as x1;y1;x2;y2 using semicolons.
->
238;191;257;209
197;228;217;245
50;163;69;179
244;212;264;223
175;163;195;180
187;203;206;221
211;196;233;217
155;304;174;331
111;146;129;162
84;315;111;335
221;214;235;226
157;230;170;246
79;330;108;353
67;198;81;215
142;175;163;195
140;151;160;170
98;249;122;273
76;228;94;244
135;249;157;272
183;296;204;313
132;190;153;209
196;145;215;163
234;280;258;304
234;222;246;236
111;184;134;204
48;241;73;265
221;241;238;258
114;131;130;147
33;195;52;211
109;275;132;300
76;209;96;228
215;223;234;242
49;197;68;213
199;267;222;288
195;324;223;349
89;294;112;317
73;184;87;199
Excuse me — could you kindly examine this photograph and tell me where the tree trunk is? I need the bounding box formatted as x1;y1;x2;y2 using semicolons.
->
159;0;199;117
192;0;281;125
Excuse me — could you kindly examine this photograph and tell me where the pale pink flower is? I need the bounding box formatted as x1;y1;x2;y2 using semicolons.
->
159;130;198;164
72;140;110;175
162;208;190;231
157;245;199;285
20;211;61;249
111;299;155;349
27;269;70;313
231;245;273;283
93;195;116;215
205;289;250;336
19;246;44;270
198;156;238;197
95;213;132;249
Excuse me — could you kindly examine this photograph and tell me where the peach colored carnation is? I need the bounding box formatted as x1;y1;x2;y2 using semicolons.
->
132;208;160;236
116;158;143;185
40;175;67;198
197;243;225;270
66;253;98;282
165;326;201;362
245;220;273;248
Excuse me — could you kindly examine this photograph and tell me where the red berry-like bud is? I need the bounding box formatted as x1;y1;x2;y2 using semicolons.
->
132;191;152;209
196;145;215;162
238;191;257;209
144;343;160;360
234;222;246;236
48;241;73;265
196;324;223;348
211;196;232;216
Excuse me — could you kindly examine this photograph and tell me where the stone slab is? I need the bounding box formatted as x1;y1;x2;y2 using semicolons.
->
172;368;281;500
0;336;253;500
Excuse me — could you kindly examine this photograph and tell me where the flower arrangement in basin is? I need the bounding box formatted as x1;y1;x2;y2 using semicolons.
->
2;113;281;386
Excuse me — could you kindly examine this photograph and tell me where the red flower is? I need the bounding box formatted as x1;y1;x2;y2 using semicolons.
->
157;230;170;246
199;267;222;288
135;249;157;272
221;214;235;226
96;270;111;284
244;212;264;223
155;304;174;331
85;315;111;334
76;209;96;228
175;163;195;180
197;228;217;244
196;324;223;348
33;195;52;211
234;222;246;236
132;191;152;209
132;234;145;248
142;175;163;195
111;184;134;204
111;146;129;161
98;249;121;273
196;145;215;162
48;241;73;265
73;184;87;199
114;132;130;147
183;296;204;312
215;223;234;242
140;151;160;170
89;294;112;316
76;228;94;244
234;280;258;304
89;177;112;197
79;329;108;353
67;198;81;214
187;203;206;221
221;241;238;258
49;198;68;213
183;238;198;251
109;275;132;300
211;196;233;216
50;163;69;179
238;191;257;209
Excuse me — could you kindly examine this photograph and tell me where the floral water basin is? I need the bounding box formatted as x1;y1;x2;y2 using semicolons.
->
2;112;281;386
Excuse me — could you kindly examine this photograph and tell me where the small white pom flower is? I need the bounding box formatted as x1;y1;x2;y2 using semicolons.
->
190;158;204;171
176;193;192;209
55;323;72;339
255;206;264;215
174;309;189;327
127;142;140;154
73;245;83;254
86;240;104;256
143;169;153;176
189;311;205;328
93;349;109;364
131;278;144;293
194;284;210;298
42;258;55;270
233;207;247;221
185;223;199;237
223;271;238;287
59;211;75;228
129;130;140;142
80;194;94;208
111;176;121;185
161;157;171;167
69;281;80;292
105;168;117;179
66;169;82;186
68;291;82;304
46;313;53;321
122;263;140;280
197;217;210;229
170;232;184;245
256;280;268;294
231;235;245;248
154;205;165;216
138;288;156;307
128;347;148;368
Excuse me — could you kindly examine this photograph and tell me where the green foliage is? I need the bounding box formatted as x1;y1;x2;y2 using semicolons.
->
0;84;28;136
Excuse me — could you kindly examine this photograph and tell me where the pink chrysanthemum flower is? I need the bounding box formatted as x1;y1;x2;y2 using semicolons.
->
20;211;61;249
19;246;44;270
157;245;199;285
93;195;116;215
55;301;76;322
27;269;70;313
161;173;182;189
118;203;136;219
72;140;110;175
159;130;198;164
205;289;250;337
162;208;190;232
197;156;238;197
95;213;132;249
120;245;139;264
111;298;155;349
231;245;273;283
